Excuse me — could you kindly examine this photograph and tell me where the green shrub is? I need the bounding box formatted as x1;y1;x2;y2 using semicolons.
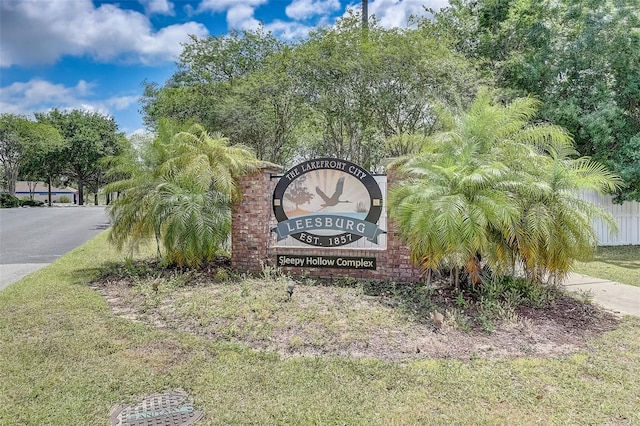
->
478;276;558;309
0;193;20;208
59;195;70;203
214;268;230;282
19;199;45;207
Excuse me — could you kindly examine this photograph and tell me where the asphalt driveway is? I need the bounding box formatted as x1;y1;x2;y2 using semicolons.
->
0;206;110;290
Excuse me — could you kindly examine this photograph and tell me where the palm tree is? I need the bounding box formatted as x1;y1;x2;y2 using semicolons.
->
511;139;620;283
389;90;620;287
390;137;519;289
105;120;258;268
103;131;165;258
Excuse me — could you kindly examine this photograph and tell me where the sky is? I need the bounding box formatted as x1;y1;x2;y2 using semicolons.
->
1;0;449;135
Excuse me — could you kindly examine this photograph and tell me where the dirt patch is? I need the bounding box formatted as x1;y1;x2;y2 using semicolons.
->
90;267;620;361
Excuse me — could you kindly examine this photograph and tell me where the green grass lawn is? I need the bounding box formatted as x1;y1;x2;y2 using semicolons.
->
1;233;639;425
573;245;640;287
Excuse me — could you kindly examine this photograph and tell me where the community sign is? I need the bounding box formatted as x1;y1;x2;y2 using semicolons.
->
272;158;385;248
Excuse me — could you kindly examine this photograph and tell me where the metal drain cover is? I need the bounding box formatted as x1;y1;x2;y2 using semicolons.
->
110;390;203;426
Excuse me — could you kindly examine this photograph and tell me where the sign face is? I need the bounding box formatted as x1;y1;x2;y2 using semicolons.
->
277;254;376;270
272;158;385;247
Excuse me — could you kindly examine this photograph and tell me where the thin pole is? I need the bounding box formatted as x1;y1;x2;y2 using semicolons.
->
362;0;368;30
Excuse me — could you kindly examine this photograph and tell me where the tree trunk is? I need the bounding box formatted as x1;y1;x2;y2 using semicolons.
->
451;268;460;291
26;181;37;200
94;193;98;206
362;0;368;30
155;229;163;260
47;176;52;207
5;165;18;195
77;178;84;205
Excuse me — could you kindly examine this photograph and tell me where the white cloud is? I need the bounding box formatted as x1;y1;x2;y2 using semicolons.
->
269;0;446;39
285;0;341;20
130;128;150;137
266;0;342;39
139;0;175;15
226;4;262;29
362;0;448;28
105;95;140;111
0;0;208;67
197;0;268;30
264;20;314;40
197;0;267;13
0;79;137;120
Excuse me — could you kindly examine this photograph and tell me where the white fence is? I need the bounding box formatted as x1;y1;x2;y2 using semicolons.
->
580;190;640;246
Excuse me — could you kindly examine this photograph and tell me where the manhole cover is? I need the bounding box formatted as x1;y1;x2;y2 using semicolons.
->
110;390;203;426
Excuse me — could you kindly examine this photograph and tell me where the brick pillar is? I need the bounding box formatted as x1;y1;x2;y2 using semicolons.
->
382;172;422;282
231;166;280;273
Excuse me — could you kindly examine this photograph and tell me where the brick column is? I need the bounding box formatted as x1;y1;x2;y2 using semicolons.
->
380;172;422;282
231;166;280;273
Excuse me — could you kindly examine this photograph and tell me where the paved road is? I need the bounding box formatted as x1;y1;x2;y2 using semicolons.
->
0;206;110;290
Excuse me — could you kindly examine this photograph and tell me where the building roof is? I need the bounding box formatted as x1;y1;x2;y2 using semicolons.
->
13;181;78;194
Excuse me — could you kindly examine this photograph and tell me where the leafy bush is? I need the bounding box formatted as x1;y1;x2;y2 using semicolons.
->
475;275;558;309
20;199;45;207
214;268;230;282
0;193;20;208
59;195;70;203
105;122;257;268
389;92;621;289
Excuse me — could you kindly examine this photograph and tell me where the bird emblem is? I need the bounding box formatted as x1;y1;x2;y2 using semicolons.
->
315;177;352;210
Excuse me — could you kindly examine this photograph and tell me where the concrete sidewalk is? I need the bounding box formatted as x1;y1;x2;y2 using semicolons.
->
564;272;640;317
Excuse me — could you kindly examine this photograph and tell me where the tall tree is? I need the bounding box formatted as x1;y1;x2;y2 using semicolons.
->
291;12;481;168
214;49;305;165
0;114;62;196
139;27;300;165
141;17;481;169
36;109;124;205
19;132;69;206
433;0;640;201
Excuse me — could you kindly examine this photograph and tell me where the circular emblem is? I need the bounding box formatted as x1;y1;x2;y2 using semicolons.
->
272;158;384;247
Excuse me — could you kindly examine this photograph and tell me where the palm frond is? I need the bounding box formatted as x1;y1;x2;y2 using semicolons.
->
388;91;622;286
105;121;258;267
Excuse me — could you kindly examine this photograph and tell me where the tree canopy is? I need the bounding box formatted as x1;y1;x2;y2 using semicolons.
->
140;13;484;169
35;109;125;205
432;0;640;201
0;114;63;196
140;27;299;165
